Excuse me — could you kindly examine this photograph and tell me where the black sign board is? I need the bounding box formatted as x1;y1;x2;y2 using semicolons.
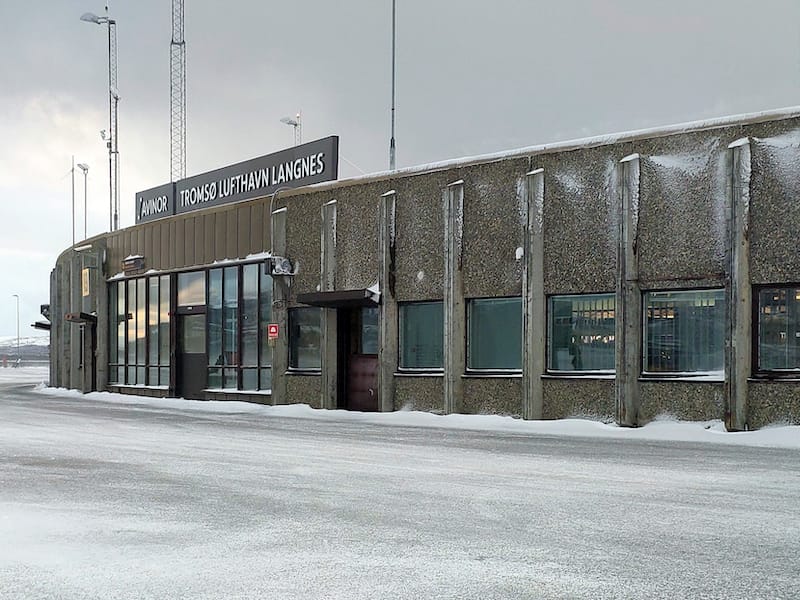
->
135;136;339;224
136;182;175;224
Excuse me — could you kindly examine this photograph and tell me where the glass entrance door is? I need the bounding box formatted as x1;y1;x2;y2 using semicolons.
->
177;313;206;399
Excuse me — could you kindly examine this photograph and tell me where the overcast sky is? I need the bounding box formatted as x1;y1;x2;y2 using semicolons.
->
1;0;799;338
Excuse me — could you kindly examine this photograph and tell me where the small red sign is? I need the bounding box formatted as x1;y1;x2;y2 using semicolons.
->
267;323;279;340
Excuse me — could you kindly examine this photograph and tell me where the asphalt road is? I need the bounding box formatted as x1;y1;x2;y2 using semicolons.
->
1;380;798;599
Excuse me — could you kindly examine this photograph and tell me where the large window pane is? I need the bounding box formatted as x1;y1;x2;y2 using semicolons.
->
758;287;800;371
126;279;136;371
177;271;205;306
208;269;223;367
644;289;725;373
467;297;522;370
399;302;443;369
242;264;259;366
148;277;159;373
159;275;171;372
289;308;321;370
549;294;615;372
223;266;239;367
136;278;146;374
108;283;118;382
116;280;125;367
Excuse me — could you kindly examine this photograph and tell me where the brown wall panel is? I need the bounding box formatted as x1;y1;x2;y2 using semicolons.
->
237;206;250;258
204;212;216;263
175;218;185;267
194;215;205;265
250;202;265;252
184;216;195;266
226;210;238;259
159;221;169;268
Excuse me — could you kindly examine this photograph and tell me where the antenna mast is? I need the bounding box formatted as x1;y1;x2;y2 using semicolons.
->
170;0;186;181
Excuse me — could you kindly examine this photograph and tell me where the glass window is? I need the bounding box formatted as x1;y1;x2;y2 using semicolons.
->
177;271;205;306
148;277;159;382
758;287;800;371
208;269;223;376
242;264;259;367
108;283;119;383
159;275;171;374
644;289;725;374
223;266;239;376
361;307;379;354
399;302;443;369
549;294;615;372
289;307;322;370
467;297;522;371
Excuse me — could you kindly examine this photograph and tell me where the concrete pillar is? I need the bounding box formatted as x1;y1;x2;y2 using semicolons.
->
320;200;338;410
94;243;109;391
522;169;545;420
271;207;289;405
49;267;59;388
443;180;465;414
378;190;398;412
726;139;752;431
69;252;81;391
615;154;641;427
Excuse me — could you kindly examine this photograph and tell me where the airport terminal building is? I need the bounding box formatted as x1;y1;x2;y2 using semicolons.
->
49;109;800;430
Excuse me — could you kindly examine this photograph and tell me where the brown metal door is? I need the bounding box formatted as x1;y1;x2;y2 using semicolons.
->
345;307;379;411
346;355;379;411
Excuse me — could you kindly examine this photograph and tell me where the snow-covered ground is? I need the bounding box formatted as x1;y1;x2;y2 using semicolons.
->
2;366;798;599
20;367;799;449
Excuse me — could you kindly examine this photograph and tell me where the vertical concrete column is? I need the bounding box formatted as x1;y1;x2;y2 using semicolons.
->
320;200;338;410
522;169;545;420
379;190;398;412
49;267;59;388
615;154;641;427
443;180;465;414
69;252;81;391
94;244;109;391
271;207;289;405
726;139;752;431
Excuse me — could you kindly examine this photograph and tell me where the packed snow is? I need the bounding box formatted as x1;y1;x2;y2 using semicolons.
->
7;366;796;448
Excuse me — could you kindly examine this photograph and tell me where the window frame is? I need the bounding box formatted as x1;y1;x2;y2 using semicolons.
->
397;300;444;373
642;287;726;378
546;292;616;376
465;296;523;374
107;258;273;392
287;306;323;372
752;283;800;379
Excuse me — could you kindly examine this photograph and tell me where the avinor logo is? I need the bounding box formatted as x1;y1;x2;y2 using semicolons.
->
134;136;339;224
136;182;175;224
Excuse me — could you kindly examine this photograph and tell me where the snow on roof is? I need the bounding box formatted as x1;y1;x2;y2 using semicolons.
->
297;105;800;195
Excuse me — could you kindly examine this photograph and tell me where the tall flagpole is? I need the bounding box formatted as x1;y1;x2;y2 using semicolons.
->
389;0;396;171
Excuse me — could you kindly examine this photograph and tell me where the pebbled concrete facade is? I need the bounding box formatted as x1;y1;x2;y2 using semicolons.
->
50;110;800;429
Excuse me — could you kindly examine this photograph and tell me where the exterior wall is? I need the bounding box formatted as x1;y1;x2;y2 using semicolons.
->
285;375;322;409
49;111;800;428
639;382;724;422
541;379;615;421
463;377;521;416
394;376;443;413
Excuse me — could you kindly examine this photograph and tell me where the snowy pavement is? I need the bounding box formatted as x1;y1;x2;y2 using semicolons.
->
1;368;799;598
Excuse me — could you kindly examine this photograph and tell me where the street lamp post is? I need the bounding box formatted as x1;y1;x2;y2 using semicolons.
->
280;113;302;146
77;163;89;239
12;294;19;366
81;10;119;232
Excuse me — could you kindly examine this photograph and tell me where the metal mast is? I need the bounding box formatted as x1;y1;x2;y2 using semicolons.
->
170;0;186;181
109;14;119;231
